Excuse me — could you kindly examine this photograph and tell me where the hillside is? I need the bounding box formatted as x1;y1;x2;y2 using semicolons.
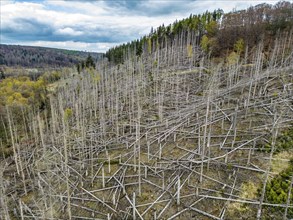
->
0;1;293;220
0;44;103;68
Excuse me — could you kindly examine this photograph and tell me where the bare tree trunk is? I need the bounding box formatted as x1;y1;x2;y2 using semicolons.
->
284;174;293;219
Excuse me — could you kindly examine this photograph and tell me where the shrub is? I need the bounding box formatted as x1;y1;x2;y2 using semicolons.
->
263;166;293;217
0;76;47;109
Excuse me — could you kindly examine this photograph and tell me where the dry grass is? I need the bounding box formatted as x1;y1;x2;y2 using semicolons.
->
271;150;293;174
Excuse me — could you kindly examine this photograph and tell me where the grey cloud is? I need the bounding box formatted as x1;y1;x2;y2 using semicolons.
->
105;0;144;10
1;18;54;41
1;17;134;44
1;0;198;47
104;0;195;16
0;0;227;52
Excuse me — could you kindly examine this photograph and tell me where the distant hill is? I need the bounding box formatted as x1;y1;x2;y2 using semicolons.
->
0;44;103;68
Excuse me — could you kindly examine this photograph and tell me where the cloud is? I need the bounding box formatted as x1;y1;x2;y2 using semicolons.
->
15;40;119;52
0;0;281;53
190;0;280;14
135;0;196;16
55;27;83;36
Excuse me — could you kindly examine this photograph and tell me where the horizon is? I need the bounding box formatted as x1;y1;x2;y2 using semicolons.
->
0;43;103;54
0;0;281;53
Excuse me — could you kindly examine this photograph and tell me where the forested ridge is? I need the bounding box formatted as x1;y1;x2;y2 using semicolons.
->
0;1;293;219
0;44;103;68
106;1;292;64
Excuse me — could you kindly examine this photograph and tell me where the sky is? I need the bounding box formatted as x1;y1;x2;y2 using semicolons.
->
0;0;283;53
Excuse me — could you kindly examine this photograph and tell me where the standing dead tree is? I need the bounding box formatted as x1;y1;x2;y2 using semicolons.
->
1;29;293;220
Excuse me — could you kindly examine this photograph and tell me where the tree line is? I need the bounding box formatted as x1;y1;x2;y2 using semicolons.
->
105;1;293;64
0;44;102;68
